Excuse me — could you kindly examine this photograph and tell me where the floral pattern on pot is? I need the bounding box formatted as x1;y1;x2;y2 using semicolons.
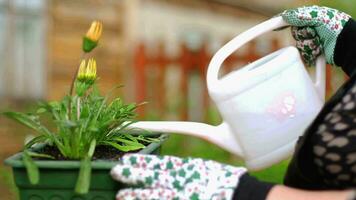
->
111;154;247;200
281;6;350;65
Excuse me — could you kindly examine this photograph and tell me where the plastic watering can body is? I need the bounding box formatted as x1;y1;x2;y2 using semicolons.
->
129;16;326;170
210;47;325;169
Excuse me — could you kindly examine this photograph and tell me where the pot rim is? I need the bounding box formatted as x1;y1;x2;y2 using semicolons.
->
4;133;168;170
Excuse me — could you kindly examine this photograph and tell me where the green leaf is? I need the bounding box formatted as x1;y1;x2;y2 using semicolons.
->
75;81;94;97
102;141;144;152
92;85;123;122
49;101;60;108
38;101;61;121
2;112;55;142
136;135;160;143
87;139;96;157
25;135;48;149
27;152;55;160
121;133;138;142
23;150;39;185
75;156;91;194
126;103;137;111
3;112;43;132
36;108;46;114
113;137;145;148
106;121;136;138
60;120;78;128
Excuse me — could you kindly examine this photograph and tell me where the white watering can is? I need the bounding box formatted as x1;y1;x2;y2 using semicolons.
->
129;16;326;170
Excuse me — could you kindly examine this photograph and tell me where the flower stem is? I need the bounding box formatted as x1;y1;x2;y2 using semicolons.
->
68;52;86;120
77;97;81;120
70;52;86;96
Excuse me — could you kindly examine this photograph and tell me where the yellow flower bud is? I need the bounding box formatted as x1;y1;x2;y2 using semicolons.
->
85;21;103;42
77;60;86;81
86;58;97;81
82;21;103;53
77;58;97;83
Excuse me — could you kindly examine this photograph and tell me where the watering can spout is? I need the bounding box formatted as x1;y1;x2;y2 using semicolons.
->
127;121;244;157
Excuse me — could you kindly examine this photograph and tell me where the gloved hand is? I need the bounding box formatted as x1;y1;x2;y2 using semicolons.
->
111;154;247;200
281;5;350;65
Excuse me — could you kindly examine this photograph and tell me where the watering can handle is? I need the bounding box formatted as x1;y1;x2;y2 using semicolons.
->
207;16;326;101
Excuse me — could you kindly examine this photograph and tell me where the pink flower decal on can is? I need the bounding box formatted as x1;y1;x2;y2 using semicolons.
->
267;92;296;122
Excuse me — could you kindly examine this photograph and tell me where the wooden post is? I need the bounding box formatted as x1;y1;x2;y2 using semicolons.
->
223;37;236;73
197;42;210;121
156;42;167;118
134;43;147;118
179;43;190;120
271;38;279;52
245;40;259;62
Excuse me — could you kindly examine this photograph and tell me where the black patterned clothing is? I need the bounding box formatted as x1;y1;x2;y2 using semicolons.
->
284;19;356;190
233;18;356;200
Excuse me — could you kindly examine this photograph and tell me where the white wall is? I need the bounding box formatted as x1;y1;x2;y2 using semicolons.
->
0;0;46;99
134;1;293;56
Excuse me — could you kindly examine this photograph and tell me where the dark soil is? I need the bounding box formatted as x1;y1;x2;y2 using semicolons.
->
36;145;141;161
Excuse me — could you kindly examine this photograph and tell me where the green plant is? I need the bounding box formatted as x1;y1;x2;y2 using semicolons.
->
3;20;158;195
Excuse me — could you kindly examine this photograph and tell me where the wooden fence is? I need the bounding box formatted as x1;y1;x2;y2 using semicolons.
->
133;39;348;121
134;39;276;120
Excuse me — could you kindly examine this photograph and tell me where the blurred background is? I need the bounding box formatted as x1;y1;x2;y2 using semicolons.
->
0;0;354;199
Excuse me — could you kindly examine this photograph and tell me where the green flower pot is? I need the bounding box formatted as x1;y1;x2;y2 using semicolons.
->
4;134;168;200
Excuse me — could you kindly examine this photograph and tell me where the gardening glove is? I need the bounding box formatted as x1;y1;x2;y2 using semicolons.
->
111;154;247;200
280;5;351;66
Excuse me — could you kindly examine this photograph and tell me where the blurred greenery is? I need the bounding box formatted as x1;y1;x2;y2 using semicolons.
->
321;0;356;18
0;165;18;200
0;103;30;200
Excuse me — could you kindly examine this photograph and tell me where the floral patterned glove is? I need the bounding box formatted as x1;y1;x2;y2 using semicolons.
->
281;6;350;65
111;154;247;200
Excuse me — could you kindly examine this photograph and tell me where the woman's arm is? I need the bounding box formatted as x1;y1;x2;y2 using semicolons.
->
233;173;355;200
267;185;355;200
